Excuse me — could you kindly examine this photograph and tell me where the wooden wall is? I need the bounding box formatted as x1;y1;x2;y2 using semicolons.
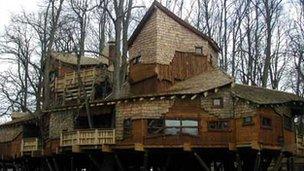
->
129;51;213;95
0;133;22;160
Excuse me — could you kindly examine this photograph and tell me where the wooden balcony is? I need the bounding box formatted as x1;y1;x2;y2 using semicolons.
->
51;68;101;92
60;129;116;147
296;135;304;156
21;138;40;156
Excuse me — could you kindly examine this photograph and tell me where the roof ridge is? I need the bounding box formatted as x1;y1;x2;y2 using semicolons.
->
128;1;220;52
235;83;299;96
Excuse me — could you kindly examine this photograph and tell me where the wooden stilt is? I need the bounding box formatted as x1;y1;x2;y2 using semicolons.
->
46;157;54;171
193;152;210;171
70;156;74;171
253;151;261;171
162;154;171;171
142;151;149;171
88;154;102;171
236;153;242;171
273;152;284;171
114;154;124;171
52;157;59;171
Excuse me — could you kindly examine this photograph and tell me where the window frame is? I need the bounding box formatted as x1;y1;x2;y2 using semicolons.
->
261;116;272;129
123;118;132;138
242;116;254;126
147;118;199;136
132;55;141;65
212;98;223;108
208;120;229;131
195;46;203;55
283;115;293;131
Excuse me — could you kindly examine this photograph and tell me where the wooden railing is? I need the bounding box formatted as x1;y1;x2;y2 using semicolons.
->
52;68;100;92
296;135;304;156
21;138;39;153
60;129;115;147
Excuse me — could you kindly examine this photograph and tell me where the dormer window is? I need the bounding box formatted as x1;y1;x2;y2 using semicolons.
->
195;46;203;54
133;55;141;65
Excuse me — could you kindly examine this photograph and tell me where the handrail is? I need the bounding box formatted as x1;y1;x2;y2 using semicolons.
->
60;129;115;147
21;138;39;152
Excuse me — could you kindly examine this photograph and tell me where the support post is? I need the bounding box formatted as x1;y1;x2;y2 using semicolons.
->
46;157;54;171
88;154;102;171
114;154;124;171
141;151;149;171
253;151;261;171
236;153;242;171
70;156;74;171
273;152;284;171
193;152;210;171
52;157;59;171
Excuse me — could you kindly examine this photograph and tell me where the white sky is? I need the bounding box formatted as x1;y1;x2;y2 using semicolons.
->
0;0;39;32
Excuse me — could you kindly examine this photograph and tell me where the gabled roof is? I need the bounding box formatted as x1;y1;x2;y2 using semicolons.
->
232;84;304;105
0;114;36;128
167;69;233;94
128;1;221;52
51;52;109;66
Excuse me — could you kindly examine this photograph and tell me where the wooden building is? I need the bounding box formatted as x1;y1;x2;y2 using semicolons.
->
0;1;304;171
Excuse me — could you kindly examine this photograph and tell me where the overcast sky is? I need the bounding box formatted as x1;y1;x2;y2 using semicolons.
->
0;0;39;32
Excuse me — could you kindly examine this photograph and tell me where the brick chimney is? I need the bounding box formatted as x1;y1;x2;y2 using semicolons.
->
108;41;115;61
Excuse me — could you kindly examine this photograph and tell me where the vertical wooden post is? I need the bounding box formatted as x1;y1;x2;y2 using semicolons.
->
77;131;80;145
95;129;98;144
254;151;261;171
114;154;124;171
273;152;284;171
235;153;242;171
141;151;149;171
52;157;59;171
70;156;74;171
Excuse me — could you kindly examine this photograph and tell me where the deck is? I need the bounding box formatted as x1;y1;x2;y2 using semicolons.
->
21;138;40;156
60;129;116;147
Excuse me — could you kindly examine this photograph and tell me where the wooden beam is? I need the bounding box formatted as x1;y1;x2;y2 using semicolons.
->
203;92;208;97
191;95;197;100
193;152;210;171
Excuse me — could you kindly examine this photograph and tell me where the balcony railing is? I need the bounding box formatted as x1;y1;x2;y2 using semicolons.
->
60;129;115;147
51;68;101;92
296;135;304;156
21;138;39;153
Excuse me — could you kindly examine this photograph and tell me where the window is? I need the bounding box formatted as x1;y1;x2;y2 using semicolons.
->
213;98;223;108
195;46;203;54
148;119;198;136
123;119;132;138
208;121;229;131
243;116;253;125
181;120;198;136
148;119;164;134
261;117;272;128
284;116;293;131
132;55;141;65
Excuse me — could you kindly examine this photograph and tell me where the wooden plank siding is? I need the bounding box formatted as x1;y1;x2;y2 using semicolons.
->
129;51;213;95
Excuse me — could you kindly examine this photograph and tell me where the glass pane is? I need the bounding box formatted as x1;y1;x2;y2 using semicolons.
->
165;120;180;127
165;127;180;135
182;128;198;136
182;120;198;127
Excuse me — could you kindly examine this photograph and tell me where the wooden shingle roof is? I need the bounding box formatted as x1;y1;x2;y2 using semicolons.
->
167;69;234;94
232;84;304;105
51;52;109;66
128;1;220;52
